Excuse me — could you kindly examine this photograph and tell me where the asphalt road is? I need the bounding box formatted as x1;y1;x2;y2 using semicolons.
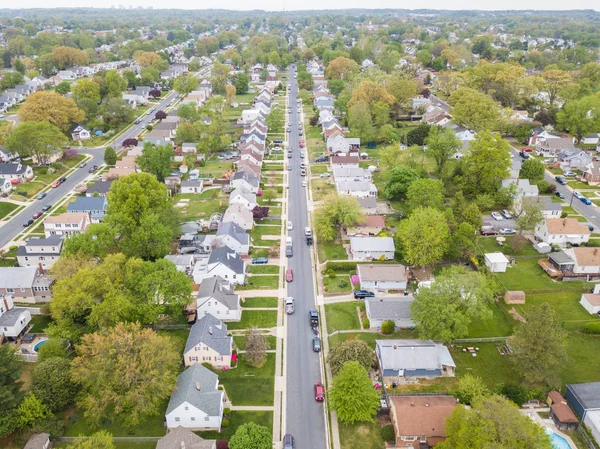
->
0;91;178;248
284;66;327;449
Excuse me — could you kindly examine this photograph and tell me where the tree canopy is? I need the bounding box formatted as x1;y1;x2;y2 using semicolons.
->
314;194;364;242
460;132;511;196
18;91;85;133
449;87;500;131
137;142;172;182
327;339;374;376
383;166;420;200
6;121;67;165
228;423;272;449
329;361;380;424
396;207;450;267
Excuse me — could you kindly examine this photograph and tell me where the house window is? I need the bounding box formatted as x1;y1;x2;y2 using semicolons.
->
174;417;180;422
184;406;188;411
6;288;14;293
191;417;196;422
205;416;209;421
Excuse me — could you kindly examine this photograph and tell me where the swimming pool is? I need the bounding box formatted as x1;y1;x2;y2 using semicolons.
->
547;428;574;449
33;339;48;352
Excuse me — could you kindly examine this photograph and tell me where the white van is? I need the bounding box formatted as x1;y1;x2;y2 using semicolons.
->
304;227;312;237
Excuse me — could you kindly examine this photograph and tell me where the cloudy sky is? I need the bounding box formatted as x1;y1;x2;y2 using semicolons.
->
10;0;600;11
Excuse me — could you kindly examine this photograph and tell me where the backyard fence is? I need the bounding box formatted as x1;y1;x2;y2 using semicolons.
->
453;336;509;344
15;353;38;363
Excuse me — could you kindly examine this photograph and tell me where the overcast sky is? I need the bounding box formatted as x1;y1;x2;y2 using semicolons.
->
10;0;600;11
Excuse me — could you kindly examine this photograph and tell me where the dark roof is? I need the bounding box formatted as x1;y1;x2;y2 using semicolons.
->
549;251;575;266
184;313;232;356
0;307;27;327
538;196;563;212
166;364;223;415
366;298;414;327
208;247;245;274
86;180;113;195
25;236;63;247
156;427;215;449
0;163;28;175
568;382;600;411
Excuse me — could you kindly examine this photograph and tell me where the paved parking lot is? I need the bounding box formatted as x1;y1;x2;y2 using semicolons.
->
482;214;517;230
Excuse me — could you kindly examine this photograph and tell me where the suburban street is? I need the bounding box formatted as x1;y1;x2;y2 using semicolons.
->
0;90;178;248
284;66;327;449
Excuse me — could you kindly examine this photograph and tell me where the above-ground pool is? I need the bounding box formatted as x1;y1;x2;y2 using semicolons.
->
547;428;574;449
33;339;48;352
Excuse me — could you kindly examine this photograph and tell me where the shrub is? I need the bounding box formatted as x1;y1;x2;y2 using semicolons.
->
497;382;532;406
216;441;229;449
362;317;370;329
381;424;395;443
221;419;229;427
328;269;336;279
584;322;600;334
338;279;348;288
224;407;231;415
381;320;395;334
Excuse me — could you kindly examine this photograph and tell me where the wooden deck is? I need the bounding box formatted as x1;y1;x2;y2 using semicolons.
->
538;258;563;278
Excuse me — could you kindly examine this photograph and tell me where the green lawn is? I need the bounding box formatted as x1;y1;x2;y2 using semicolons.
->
339;420;385;449
247;265;280;274
237;275;279;290
452;343;516;389
466;302;513;338
218;355;275;406
233;334;277;351
310;164;329;174
475;236;539;258
328;329;419;349
325;301;362;333
256;218;282;226
318;241;348;262
157;329;190;355
0;202;18;220
323;275;352;294
55;443;156;449
227;310;278;330
29;315;52;333
311;178;331;202
494;258;591;292
198;410;273;440
175;189;228;221
241;297;279;308
250;225;281;242
13;181;46;199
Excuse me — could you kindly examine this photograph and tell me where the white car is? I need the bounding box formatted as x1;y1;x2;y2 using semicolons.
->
564;171;577;177
500;228;517;235
501;209;513;219
302;180;307;187
319;173;330;178
491;212;503;221
287;221;293;231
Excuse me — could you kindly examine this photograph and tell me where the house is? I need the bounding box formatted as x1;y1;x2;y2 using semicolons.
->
581;283;600;314
44;212;91;237
0;177;12;194
566;382;600;443
71;124;91;141
0;295;31;340
358;196;378;215
537;137;576;156
0;163;34;182
164;254;195;274
155;427;215;449
357;264;407;291
538;196;563;218
582;160;600;185
528;128;560;146
209;221;250;255
103;167;137;180
23;433;50;449
563;247;600;276
389;396;457;448
183;314;233;369
535;218;591;246
229;187;257;210
547;391;579;431
0;146;19;162
181;180;203;194
335;180;378;199
17;236;63;270
230;171;260;194
365;297;414;330
196;276;241;322
484;252;510;273
222;204;254;231
582;133;600;146
192;247;246;285
376;339;456;380
332;167;372;183
500;178;539;200
350;237;395;261
347;216;385;237
0;267;53;303
331;155;360;170
556;149;593;171
85;180;113;197
165;363;224;430
67;196;107;223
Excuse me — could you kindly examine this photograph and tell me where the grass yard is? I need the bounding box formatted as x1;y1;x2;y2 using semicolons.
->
12;181;45;199
237;275;279;290
467;302;513;338
452;343;516;389
323;275;352;294
310;164;329;174
175;189;228;221
0;202;18;220
218;355;275;406
256;218;282;225
311;178;332;201
233;334;277;351
227;310;278;330
328;329;419;349
494;258;591;292
157;328;190;355
251;225;281;241
247;265;280;274
318;241;348;262
241;296;279;308
325;301;362;333
198;411;273;440
29;315;52;333
474;236;539;258
56;444;156;449
339;419;385;449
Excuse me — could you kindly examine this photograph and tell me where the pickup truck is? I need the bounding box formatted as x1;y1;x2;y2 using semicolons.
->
309;308;319;327
285;297;295;314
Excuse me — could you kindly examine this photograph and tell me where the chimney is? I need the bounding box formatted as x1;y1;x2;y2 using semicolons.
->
38;263;44;275
595;249;599;256
410;401;415;407
180;442;185;449
195;381;201;390
425;403;429;407
209;326;213;335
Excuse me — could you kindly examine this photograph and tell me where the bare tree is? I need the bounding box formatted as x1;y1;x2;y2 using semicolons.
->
244;327;268;368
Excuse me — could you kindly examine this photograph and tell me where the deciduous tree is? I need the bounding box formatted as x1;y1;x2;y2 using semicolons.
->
449;87;500;131
229;423;272;449
406;178;444;211
425;127;461;176
329;361;380;424
348;100;375;141
235;72;250;94
244;327;268;368
557;95;600;143
17;394;51;429
174;73;199;95
6;121;67;166
412;265;493;343
132;50;163;68
18;91;85;133
314;194;364;242
542;69;574;106
71;323;179;427
71;78;101;102
103;146;117;166
518;158;545;180
454;373;488;405
225;84;236;105
103;70;128;98
383;166;419;200
460;132;511;196
396;207;450;267
32;358;78;411
51;46;89;69
327;339;374;376
514;197;544;234
0;344;24;435
325;56;360;80
66;430;115;449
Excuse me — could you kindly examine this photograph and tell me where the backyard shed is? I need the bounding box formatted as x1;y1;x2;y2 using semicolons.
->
504;291;526;304
485;252;510;273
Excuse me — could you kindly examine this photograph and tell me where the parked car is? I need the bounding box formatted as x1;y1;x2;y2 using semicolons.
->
287;221;293;231
42;204;52;212
491;212;503;221
564;171;577;177
522;147;533;153
288;152;292;158
500;228;517;235
312;337;321;352
59;177;67;183
480;228;499;236
354;290;375;299
37;192;47;200
300;169;306;176
22;219;34;227
580;196;592;205
589;225;595;232
300;163;305;169
555;176;568;185
520;151;530;160
286;269;293;282
302;180;307;187
252;257;269;264
286;128;291;133
574;192;584;200
555;191;565;199
32;212;43;219
79;162;87;168
314;382;325;402
283;434;294;449
315;156;328;162
501;209;513;219
319;173;330;178
88;165;98;173
287;164;292;170
51;180;61;188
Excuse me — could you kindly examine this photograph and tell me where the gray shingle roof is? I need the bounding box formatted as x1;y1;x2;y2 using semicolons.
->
567;382;600;410
156;427;215;449
0;267;38;289
184;313;232;356
217;221;249;245
376;339;456;371
86;180;113;195
538;196;563;212
0;307;27;327
350;237;395;252
0;163;28;175
68;196;107;217
197;277;240;312
366;298;414;327
166;363;223;415
208;247;245;274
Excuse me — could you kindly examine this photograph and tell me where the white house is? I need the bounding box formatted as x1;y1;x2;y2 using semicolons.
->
538;196;563;218
581;283;600;315
44;213;91;238
563;247;600;275
192;247;246;285
17;236;63;270
222;204;254;231
0;177;12;194
0;163;34;182
0;295;31;340
230;171;260;194
484;252;510;273
229;187;257;210
357;264;407;291
183;313;233;368
365;297;414;330
204;222;250;255
535;218;591;246
165;363;224;430
500;178;539;200
197;276;241;322
335;180;378;199
164;254;195;275
71;124;91;141
181;180;203;194
350;237;395;261
332;167;372;183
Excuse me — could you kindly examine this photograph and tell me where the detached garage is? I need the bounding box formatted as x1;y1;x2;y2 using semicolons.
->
485;252;510;273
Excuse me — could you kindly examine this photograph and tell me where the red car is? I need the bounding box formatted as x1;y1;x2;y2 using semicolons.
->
522;147;533;152
286;269;293;282
51;180;61;188
32;212;43;219
314;382;325;402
